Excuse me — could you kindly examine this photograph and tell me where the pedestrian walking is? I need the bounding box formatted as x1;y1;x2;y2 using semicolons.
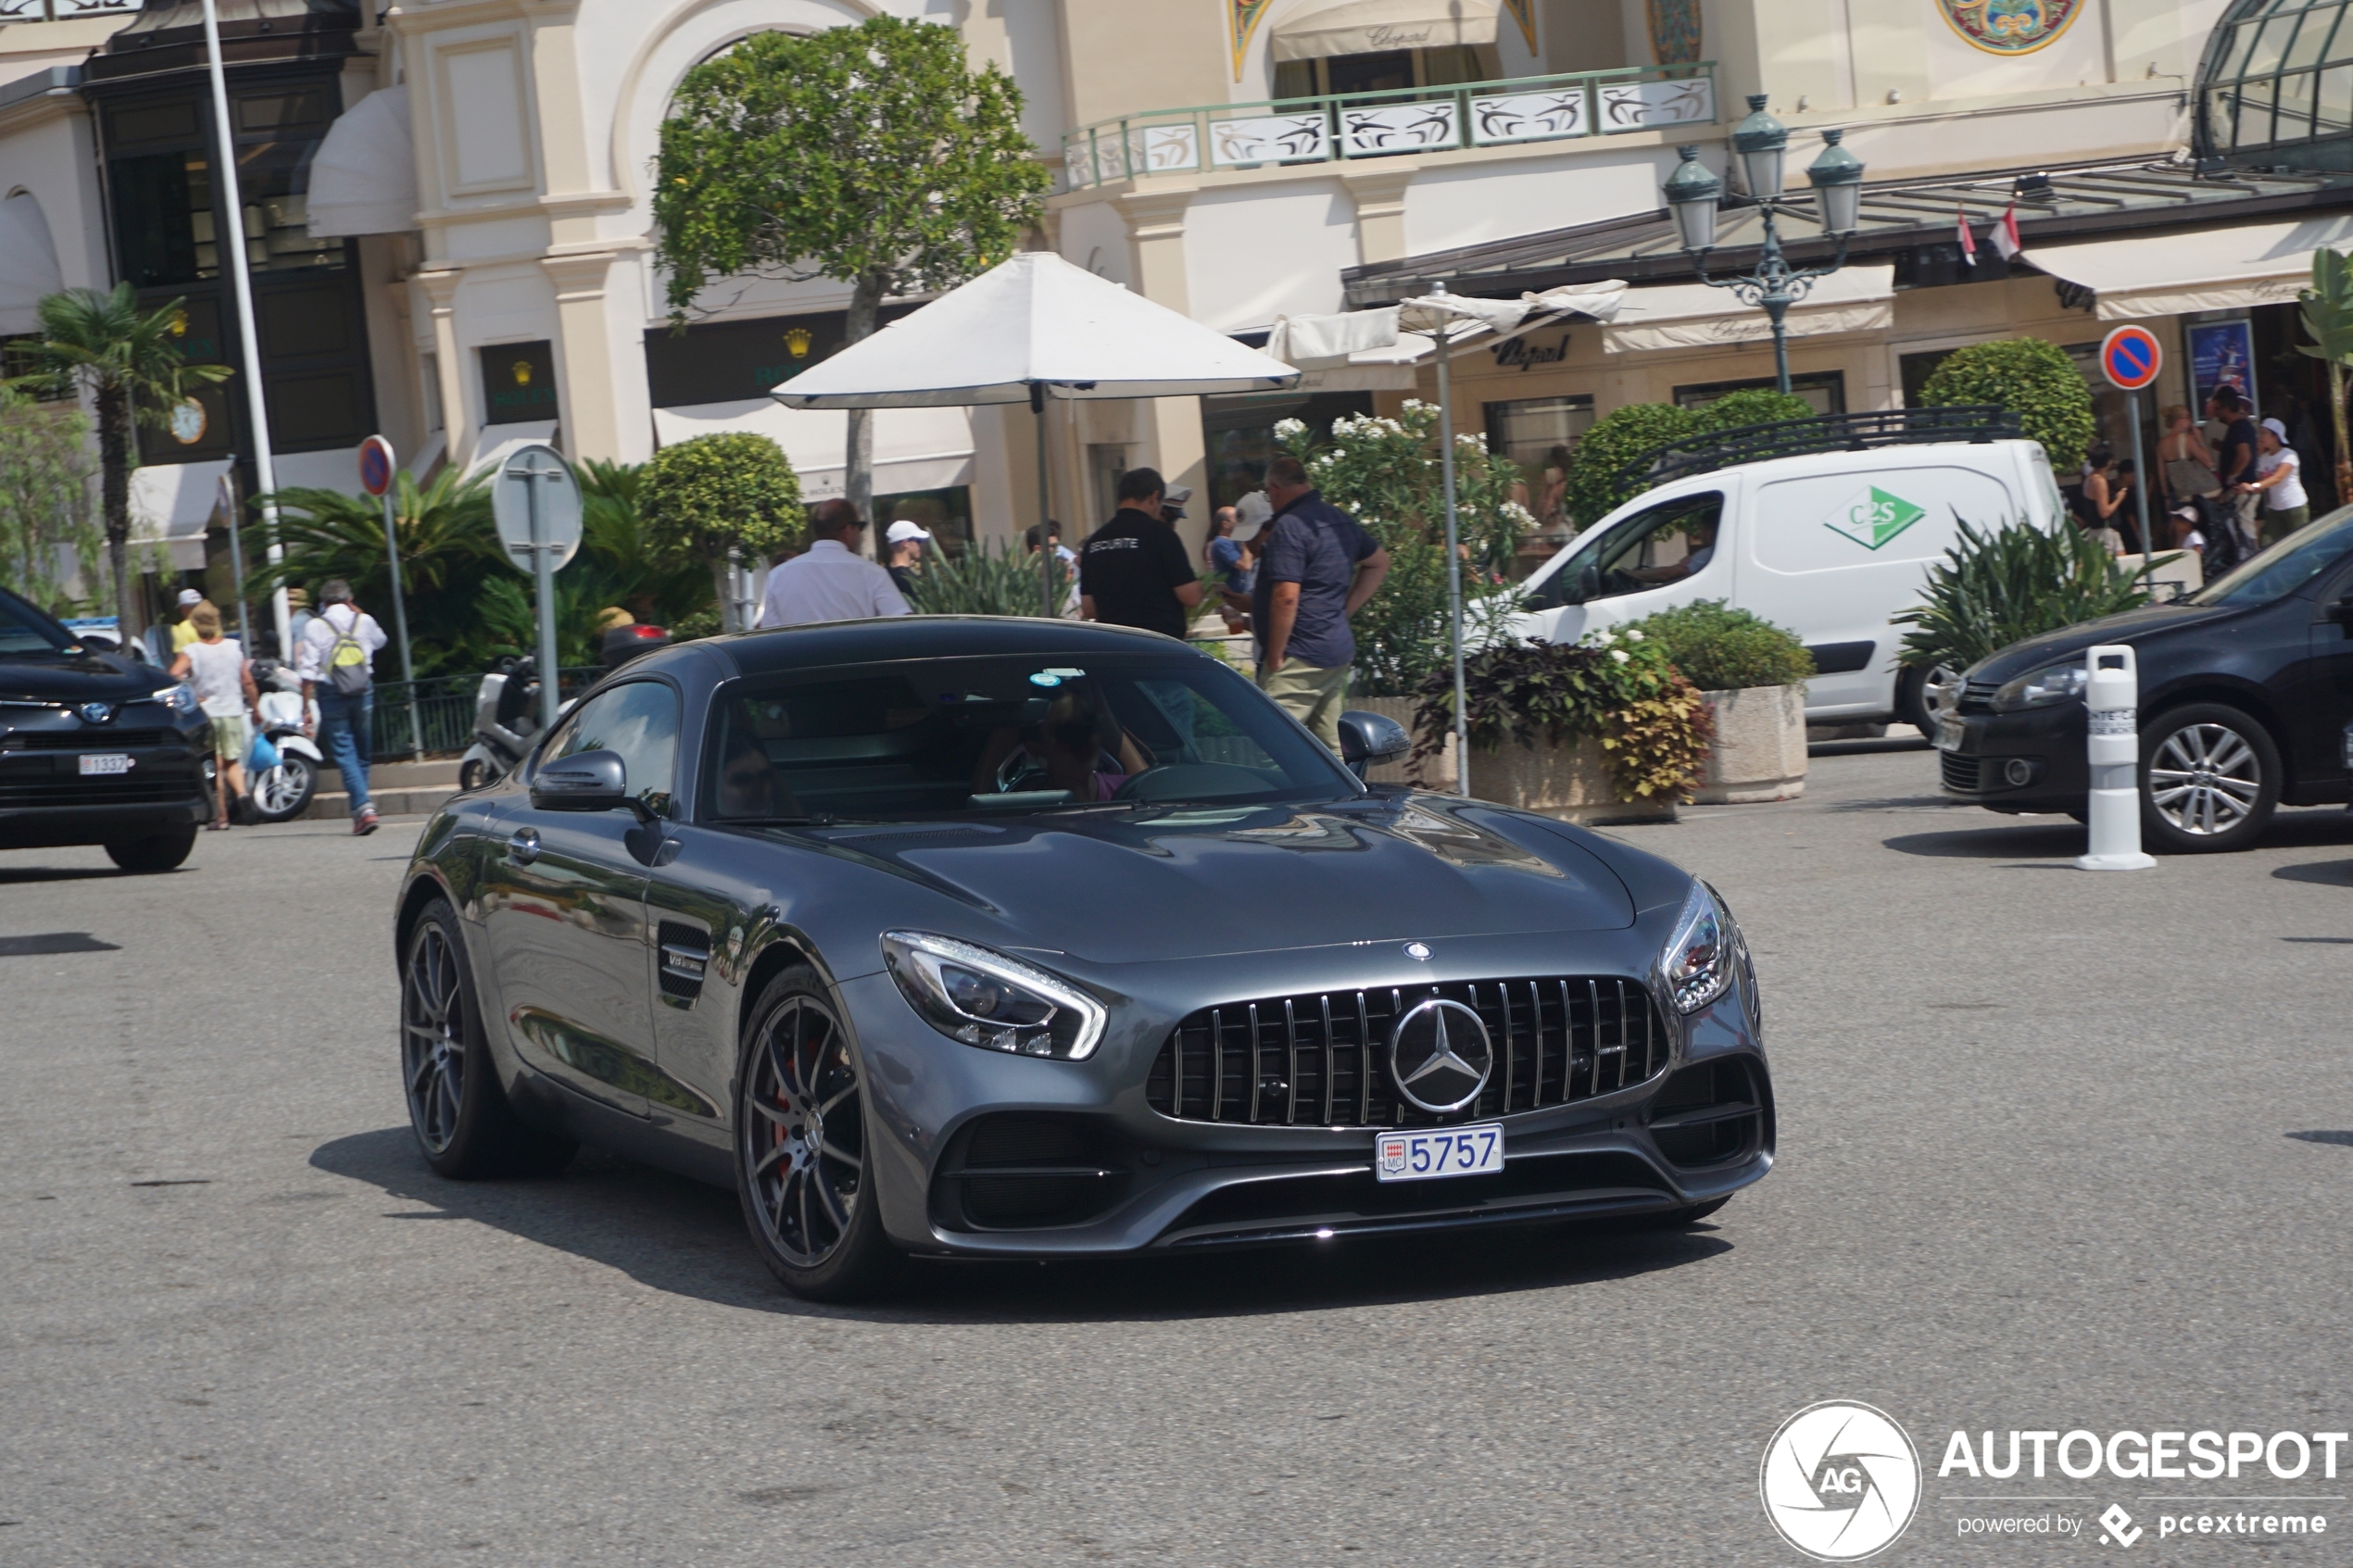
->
755;499;910;627
296;579;388;836
884;519;933;599
1251;455;1390;752
1078;467;1203;641
2213;386;2262;543
2240;417;2310;547
170;604;259;831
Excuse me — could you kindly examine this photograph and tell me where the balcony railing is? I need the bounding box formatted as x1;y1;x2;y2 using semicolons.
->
0;0;141;19
1059;63;1716;192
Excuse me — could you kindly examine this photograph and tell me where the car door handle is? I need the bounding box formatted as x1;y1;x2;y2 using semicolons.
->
509;826;541;865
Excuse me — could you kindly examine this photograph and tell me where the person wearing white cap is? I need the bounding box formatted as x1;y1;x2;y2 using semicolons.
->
170;587;213;654
2238;417;2309;547
884;519;933;598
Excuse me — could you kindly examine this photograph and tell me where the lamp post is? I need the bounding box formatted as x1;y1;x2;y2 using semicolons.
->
1661;96;1866;396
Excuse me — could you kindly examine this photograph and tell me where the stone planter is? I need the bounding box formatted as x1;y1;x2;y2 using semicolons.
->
1696;684;1807;804
1465;734;1676;826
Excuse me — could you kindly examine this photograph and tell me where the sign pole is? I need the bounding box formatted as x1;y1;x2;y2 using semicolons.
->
220;453;252;648
491;445;582;735
530;460;560;732
2127;388;2155;603
360;438;421;758
1432;290;1469;800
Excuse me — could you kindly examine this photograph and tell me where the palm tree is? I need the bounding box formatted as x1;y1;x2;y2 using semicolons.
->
12;285;233;629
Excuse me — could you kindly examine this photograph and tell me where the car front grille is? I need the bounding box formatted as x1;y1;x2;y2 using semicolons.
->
0;779;205;809
1957;679;1999;715
1;728;173;752
1145;977;1668;1130
1939;750;1982;792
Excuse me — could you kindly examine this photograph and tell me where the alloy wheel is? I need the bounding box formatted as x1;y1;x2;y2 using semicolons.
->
2147;721;2262;837
402;922;467;1155
252;762;301;816
743;996;865;1269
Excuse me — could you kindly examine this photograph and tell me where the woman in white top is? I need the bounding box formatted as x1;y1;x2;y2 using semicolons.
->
170;605;258;829
2237;417;2310;549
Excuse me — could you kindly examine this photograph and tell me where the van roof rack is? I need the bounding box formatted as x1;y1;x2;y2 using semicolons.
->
1618;406;2025;493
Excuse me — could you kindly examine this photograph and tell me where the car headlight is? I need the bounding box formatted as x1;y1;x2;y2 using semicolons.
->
1990;659;2087;712
151;684;196;716
881;931;1107;1060
1656;881;1739;1015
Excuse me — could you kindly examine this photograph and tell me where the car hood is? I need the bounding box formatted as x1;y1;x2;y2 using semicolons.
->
0;650;159;705
1965;603;2242;684
799;795;1639;965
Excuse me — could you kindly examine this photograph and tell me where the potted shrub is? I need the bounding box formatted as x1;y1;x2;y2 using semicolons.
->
1407;631;1711;823
1629;601;1815;804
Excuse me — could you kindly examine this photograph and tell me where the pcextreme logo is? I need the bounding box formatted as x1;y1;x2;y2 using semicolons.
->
1825;486;1927;550
1760;1400;1924;1561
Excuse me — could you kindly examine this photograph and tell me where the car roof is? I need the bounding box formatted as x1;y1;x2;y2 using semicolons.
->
657;616;1202;680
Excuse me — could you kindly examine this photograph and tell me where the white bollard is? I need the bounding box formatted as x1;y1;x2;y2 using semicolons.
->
2076;643;2156;872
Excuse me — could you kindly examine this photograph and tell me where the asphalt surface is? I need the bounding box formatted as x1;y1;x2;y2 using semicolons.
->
4;742;2350;1566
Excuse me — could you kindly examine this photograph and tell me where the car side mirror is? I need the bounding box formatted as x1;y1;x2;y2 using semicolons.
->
530;748;651;822
1337;709;1410;780
2328;595;2353;627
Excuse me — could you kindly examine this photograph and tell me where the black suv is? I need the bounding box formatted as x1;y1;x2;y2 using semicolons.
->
0;585;214;872
1937;507;2353;851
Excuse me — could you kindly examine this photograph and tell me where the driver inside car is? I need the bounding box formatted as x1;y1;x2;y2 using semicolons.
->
1623;511;1719;586
716;729;791;819
974;681;1151;801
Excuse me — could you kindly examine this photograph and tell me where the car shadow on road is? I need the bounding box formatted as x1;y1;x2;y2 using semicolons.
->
312;1125;1731;1324
0;861;136;884
1881;821;2084;859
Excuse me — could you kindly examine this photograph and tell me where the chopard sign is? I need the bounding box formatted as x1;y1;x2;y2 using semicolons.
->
1365;23;1437;46
1491;333;1570;372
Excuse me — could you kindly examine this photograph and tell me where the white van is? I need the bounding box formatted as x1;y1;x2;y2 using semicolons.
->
1511;438;2064;734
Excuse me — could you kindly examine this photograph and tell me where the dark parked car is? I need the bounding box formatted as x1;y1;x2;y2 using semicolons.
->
0;586;214;872
396;618;1774;1300
1937;507;2353;850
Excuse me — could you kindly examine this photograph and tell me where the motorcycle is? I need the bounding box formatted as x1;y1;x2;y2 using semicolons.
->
459;656;552;791
245;659;327;823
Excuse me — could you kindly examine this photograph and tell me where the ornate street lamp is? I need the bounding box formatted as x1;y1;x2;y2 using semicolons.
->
1661;97;1867;395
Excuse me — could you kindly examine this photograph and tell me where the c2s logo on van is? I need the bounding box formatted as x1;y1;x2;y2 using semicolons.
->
1826;487;1927;550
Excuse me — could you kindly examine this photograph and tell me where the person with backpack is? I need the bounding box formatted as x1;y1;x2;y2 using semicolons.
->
296;579;388;835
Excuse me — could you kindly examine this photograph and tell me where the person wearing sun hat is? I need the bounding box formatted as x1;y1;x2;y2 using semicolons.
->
2237;416;2309;548
169;587;212;652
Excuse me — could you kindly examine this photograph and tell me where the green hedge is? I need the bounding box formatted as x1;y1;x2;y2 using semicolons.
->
1919;337;2095;473
1626;600;1816;692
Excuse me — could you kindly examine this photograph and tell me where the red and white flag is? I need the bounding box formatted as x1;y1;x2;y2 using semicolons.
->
1988;205;2023;261
1956;207;1977;268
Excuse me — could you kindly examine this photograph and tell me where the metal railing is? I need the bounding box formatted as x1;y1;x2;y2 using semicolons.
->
1059;63;1715;191
364;666;605;759
1621;407;2027;492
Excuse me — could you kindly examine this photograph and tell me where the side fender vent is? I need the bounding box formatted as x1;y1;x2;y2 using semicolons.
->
657;921;711;1006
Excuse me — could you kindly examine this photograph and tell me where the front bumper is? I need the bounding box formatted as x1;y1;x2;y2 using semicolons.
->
0;706;212;847
842;930;1775;1259
1935;702;2091;813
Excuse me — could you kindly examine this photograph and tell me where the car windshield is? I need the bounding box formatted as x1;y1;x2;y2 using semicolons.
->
0;593;79;659
2191;505;2353;607
704;651;1359;823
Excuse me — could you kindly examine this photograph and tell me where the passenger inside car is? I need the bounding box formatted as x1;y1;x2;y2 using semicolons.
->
973;681;1151;802
716;729;793;819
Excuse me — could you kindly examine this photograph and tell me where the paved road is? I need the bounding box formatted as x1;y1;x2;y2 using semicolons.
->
5;746;2350;1566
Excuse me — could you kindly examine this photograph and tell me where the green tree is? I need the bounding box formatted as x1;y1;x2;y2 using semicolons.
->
1920;337;2095;473
2298;247;2353;505
0;386;100;613
11;285;234;629
1694;386;1816;432
577;458;713;630
1563;403;1705;529
639;433;804;632
654;18;1048;524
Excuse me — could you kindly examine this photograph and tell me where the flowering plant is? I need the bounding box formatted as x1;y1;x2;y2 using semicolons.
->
1408;627;1711;804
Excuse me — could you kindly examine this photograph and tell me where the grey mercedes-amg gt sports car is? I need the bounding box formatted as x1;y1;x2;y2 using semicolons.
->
396;617;1773;1299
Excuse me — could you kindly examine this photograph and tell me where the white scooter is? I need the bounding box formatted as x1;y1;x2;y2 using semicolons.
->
246;659;326;823
459;657;552;791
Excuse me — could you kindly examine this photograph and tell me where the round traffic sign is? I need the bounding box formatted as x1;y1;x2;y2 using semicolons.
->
491;443;583;572
2099;325;2162;392
358;434;396;497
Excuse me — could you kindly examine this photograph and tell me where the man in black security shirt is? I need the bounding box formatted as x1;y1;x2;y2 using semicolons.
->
1078;467;1203;641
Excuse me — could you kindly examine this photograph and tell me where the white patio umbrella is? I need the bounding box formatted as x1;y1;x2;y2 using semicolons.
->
1267;282;1625;796
775;252;1300;614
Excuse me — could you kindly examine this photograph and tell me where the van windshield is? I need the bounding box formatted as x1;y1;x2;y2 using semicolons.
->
2190;506;2353;608
1526;491;1724;609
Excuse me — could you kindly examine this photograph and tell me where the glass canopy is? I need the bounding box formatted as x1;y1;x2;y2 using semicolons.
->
2198;0;2353;169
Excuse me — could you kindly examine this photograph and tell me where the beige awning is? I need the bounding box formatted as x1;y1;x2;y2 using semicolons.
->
2022;215;2353;320
306;84;418;237
1602;265;1894;355
1270;0;1498;62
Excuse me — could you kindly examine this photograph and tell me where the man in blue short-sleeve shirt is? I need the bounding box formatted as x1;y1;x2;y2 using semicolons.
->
1250;455;1390;752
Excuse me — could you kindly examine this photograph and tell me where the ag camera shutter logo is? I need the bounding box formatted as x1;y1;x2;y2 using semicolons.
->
1761;1400;1922;1561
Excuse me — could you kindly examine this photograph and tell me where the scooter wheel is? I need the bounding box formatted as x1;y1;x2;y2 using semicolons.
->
459;758;497;792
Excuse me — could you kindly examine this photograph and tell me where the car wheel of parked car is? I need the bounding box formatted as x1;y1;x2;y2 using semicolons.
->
2140;704;2281;854
103;826;197;873
402;898;577;1178
736;967;900;1301
1898;664;1953;741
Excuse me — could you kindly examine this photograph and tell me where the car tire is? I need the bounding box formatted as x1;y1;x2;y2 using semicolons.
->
2139;703;2281;854
104;825;196;873
248;754;317;822
1897;664;1946;741
735;966;901;1302
401;897;577;1179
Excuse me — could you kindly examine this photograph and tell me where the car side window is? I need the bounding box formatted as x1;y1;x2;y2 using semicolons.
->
1531;492;1724;608
538;681;680;817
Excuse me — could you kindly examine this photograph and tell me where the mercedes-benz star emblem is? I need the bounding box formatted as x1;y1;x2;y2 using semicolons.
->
1403;941;1432;961
1388;997;1493;1113
79;702;112;725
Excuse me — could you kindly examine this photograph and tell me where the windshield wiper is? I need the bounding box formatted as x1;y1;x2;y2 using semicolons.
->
726;813;850;827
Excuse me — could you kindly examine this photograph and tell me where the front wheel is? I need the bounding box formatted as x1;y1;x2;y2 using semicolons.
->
402;898;576;1177
1898;663;1956;741
459;757;497;792
2139;703;2281;853
248;753;316;822
105;825;196;873
736;968;900;1301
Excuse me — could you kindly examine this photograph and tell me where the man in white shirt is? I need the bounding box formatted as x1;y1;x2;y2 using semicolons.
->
294;579;390;835
756;500;911;627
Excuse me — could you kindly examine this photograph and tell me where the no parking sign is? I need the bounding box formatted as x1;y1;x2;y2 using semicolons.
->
2099;325;2161;392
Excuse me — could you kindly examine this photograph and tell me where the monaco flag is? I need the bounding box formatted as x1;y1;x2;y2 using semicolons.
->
1956;207;1977;267
1989;205;2023;260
